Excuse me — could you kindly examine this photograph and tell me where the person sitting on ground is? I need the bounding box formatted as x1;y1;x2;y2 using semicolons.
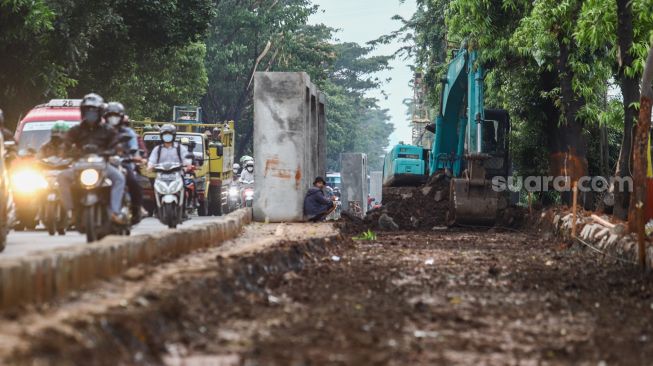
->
304;176;336;222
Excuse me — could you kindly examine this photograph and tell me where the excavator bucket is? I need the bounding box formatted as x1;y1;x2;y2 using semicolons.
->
447;178;499;226
446;154;503;226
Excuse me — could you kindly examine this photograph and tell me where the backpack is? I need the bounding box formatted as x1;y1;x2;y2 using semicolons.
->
156;142;182;164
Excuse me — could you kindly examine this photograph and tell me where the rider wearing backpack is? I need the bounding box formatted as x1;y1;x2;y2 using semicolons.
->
147;124;192;170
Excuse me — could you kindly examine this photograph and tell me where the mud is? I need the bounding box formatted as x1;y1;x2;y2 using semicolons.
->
9;224;653;365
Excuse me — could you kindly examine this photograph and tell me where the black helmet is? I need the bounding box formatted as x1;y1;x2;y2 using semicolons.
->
160;123;176;143
104;102;125;127
81;93;104;109
0;109;4;127
80;93;104;124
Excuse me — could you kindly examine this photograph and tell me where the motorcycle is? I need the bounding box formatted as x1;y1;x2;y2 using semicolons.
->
240;182;254;208
183;165;197;215
73;143;133;243
10;150;44;231
227;182;241;212
40;156;70;236
153;162;185;228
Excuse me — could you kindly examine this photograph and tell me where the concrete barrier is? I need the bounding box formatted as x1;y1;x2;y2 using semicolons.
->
253;72;327;222
0;209;252;311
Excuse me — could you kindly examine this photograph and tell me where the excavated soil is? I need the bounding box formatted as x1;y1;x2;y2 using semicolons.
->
357;174;451;232
8;224;653;365
344;174;525;232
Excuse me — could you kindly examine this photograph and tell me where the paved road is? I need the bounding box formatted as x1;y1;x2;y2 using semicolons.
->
1;216;220;259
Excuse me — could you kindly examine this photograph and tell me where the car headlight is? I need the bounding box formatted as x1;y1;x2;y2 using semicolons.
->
12;169;48;194
80;169;100;186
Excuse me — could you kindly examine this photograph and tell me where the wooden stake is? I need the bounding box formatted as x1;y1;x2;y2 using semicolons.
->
638;203;646;268
571;183;579;238
528;192;532;215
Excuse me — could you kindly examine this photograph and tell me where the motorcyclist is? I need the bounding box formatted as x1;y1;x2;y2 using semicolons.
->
38;122;69;158
147;124;192;169
232;163;240;180
148;124;192;218
239;160;254;184
105;102;144;224
58;93;127;224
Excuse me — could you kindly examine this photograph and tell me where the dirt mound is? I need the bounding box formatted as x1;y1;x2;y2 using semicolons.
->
338;174;451;233
337;173;527;233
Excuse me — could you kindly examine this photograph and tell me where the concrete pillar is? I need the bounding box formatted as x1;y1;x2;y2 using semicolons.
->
317;97;327;177
341;153;368;217
369;171;383;205
253;72;326;222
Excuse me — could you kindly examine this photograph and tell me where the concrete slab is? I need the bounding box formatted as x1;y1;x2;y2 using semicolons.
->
369;171;383;206
253;72;326;222
341;153;368;217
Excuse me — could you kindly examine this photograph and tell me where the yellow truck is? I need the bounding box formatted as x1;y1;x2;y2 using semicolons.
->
133;121;235;216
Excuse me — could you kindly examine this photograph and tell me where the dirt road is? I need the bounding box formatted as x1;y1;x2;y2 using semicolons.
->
10;225;653;365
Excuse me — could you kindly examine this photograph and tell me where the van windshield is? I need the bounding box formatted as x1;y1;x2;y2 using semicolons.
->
18;121;79;151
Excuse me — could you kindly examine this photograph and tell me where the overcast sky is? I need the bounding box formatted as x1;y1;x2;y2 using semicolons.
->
309;0;417;147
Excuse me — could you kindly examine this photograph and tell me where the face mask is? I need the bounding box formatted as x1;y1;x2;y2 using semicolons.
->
162;134;174;143
246;167;254;172
107;115;122;126
83;109;100;124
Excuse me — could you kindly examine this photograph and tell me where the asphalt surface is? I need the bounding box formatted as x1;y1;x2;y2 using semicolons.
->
1;216;219;259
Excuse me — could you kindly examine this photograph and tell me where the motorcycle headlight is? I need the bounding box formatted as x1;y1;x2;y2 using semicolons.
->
12;169;48;194
229;187;239;196
245;190;254;199
80;169;100;186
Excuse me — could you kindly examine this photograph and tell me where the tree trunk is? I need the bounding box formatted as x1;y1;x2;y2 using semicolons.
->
613;0;638;220
628;45;653;237
549;34;588;196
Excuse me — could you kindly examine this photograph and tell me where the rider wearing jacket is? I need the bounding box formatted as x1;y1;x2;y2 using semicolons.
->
105;102;143;224
57;93;127;224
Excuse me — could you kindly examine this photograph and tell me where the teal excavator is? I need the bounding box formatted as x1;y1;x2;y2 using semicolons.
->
383;43;511;225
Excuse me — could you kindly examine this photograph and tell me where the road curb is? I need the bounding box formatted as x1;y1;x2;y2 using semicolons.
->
0;208;252;311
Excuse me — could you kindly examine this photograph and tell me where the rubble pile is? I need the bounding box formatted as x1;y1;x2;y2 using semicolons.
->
340;174;451;232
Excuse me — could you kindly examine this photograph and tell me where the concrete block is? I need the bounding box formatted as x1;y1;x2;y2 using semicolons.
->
341;153;368;217
253;72;326;222
369;171;383;205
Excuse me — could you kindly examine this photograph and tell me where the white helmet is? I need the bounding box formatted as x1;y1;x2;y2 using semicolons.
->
232;163;240;173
